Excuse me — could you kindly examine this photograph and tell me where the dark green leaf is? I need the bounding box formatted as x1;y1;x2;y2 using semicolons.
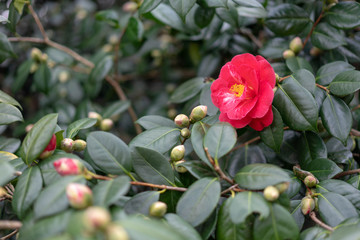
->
124;191;159;215
93;176;130;207
0;89;22;109
169;0;196;20
102;100;131;119
151;3;185;31
65;118;97;138
260;107;283;152
292;69;316;96
176;177;220;226
170;77;205;103
179;160;215;179
200;83;218;116
299;227;328;240
299;131;327;169
235;0;267;18
286;57;313;73
0;159;15;186
324;2;360;29
0;103;23;125
126;17;144;41
136;115;176;130
235;164;290;190
6;2;20;33
305;158;342;181
95;10;119;28
165;214;202;240
0;32;16;63
320;95;352;144
88;56;112;96
311;23;346;50
139;0;162;15
290;200;305;230
0;137;20;152
34;63;51;94
328;70;360;97
316;61;355;86
191;122;211;167
12;59;32;93
259;38;289;59
194;7;214;28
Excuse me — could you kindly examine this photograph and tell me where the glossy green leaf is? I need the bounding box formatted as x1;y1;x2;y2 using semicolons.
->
18;113;58;165
13;0;26;14
299;131;327;169
87;131;132;175
0;137;20;152
151;3;185;32
286;57;313;73
191;122;211;167
136;115;176;130
33;176;85;219
265;4;311;36
0;89;22;109
235;164;290;190
0;103;23;125
95;10;119;28
139;0;162;14
12;59;32;93
129;127;180;154
132;146;175;186
292;69;316;96
305;158;342;181
311;23;346;50
0;159;15;186
65;118;97;138
169;0;196;20
324;2;360;29
259;38;289;59
177;177;220;226
204;122;237;160
88;56;112;96
179;160;215;179
12;166;43;219
34;63;51;94
260;107;283;152
320;95;352;144
328;70;360;97
235;2;267;18
230;192;269;224
170;77;205;103
299;227;328;240
126;17;144;41
254;203;299;240
165;214;202;240
316;61;355;86
318;192;358;227
124;191;159;215
200;83;218;116
202;0;227;8
93;176;130;207
6;2;20;33
330;224;360;240
291;200;305;230
273;77;318;131
194;7;215;28
102;100;130;119
0;32;16;63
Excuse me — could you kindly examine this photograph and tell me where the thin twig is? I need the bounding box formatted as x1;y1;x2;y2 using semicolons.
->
27;4;48;41
0;229;18;240
229;136;260;153
350;128;360;137
302;11;324;49
0;221;22;230
332;169;360;179
309;212;334;232
204;147;235;185
352;104;360;112
316;83;329;93
278;75;291;83
221;184;243;195
130;182;187;192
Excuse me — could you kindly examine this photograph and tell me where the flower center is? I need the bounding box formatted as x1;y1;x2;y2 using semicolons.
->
230;83;245;97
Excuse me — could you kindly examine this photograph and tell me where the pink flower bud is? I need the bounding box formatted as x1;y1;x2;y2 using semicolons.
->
53;158;85;176
149;201;167;217
283;49;295;59
174;114;190;128
190;105;208;122
61;138;74;153
122;2;138;13
66;183;93;209
39;134;57;159
301;196;315;215
304;175;318;188
83;206;111;232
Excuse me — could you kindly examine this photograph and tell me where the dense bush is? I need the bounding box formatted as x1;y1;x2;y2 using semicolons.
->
1;0;360;239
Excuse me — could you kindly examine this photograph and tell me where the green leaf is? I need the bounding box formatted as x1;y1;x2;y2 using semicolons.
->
151;3;185;32
259;38;289;59
176;177;220;226
13;0;27;14
290;200;305;230
286;57;313;73
132;146;175;186
0;32;16;63
0;103;23;125
170;77;205;103
136;115;176;130
7;2;20;33
88;56;112;96
235;164;291;190
33;176;85;219
179;160;215;179
102;100;130;119
65;118;97;139
311;23;346;50
204;122;237;160
299;227;328;240
139;0;162;15
305;158;342;181
93;176;130;207
12;166;43;219
191;122;211;167
299;131;327;169
165;214;202;240
273;77;318;131
124;191;159;215
0;89;22;109
169;0;196;21
254;203;299;240
328;70;360;97
260;107;283;152
194;7;215;28
0;15;9;23
129;127;180;154
318;192;359;227
19;113;58;165
87;131;132;175
330;224;360;240
12;59;32;93
200;83;218;116
320;95;352;144
292;69;316;96
235;1;267;18
0;159;15;186
203;0;227;8
34;63;51;94
316;61;355;86
95;10;119;28
0;137;20;152
265;4;311;36
324;2;360;29
230;192;269;224
126;17;144;41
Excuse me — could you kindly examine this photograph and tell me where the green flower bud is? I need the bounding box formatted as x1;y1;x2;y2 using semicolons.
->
283;49;295;59
88;111;102;126
73;139;87;152
149;201;167;218
301;196;315;215
170;145;185;162
29;63;39;73
108;34;119;45
58;71;70;83
190;105;207;123
41;53;48;62
304;175;318;188
310;47;322;57
174;114;190;128
30;48;42;61
100;119;114;131
61;138;74;153
263;186;279;202
274;182;289;194
289;37;302;54
83;206;111;232
167;109;177;119
105;223;129;240
174;160;187;173
180;128;191;138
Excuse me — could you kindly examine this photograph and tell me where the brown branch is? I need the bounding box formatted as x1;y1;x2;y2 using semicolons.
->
0;221;22;230
309;212;334;232
229;136;261;153
352;104;360;112
302;11;324;49
279;75;291;83
332;169;360;179
130;181;187;192
316;83;329;93
204;147;235;185
0;229;18;240
350;128;360;137
27;4;48;41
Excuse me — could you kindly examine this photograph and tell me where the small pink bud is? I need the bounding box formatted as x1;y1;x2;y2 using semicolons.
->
25;124;34;133
170;145;185;162
88;111;102;126
282;49;295;59
301;196;315;215
61;138;74;153
304;175;318;188
263;186;280;202
289;37;302;54
100;119;113;131
174;114;190;128
180;128;191;138
73;139;87;152
66;183;93;209
83;206;111;232
105;223;129;240
190;105;207;122
53;158;85;176
39;134;57;159
149;201;167;217
122;2;138;13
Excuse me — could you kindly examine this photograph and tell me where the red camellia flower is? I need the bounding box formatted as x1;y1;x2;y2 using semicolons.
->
211;53;276;131
39;134;57;159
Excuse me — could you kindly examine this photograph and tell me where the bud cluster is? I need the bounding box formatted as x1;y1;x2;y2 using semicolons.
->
88;111;114;131
263;182;289;202
283;37;303;59
60;138;87;153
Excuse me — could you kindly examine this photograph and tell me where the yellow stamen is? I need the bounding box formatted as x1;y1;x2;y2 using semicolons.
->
230;84;245;97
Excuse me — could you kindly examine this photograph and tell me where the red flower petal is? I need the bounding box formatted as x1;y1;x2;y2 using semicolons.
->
219;112;252;128
256;55;276;87
232;53;258;69
249;83;274;118
248;106;273;131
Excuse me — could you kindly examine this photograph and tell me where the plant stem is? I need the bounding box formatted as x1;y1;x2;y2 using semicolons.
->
309;212;334;231
204;147;235;185
27;4;48;41
0;221;22;230
0;229;18;240
130;182;187;192
350;128;360;137
332;169;360;179
278;75;291;83
302;11;324;49
316;83;329;93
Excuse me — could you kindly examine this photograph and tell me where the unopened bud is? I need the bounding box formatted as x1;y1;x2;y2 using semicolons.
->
47;60;55;68
190;105;207;123
39;134;57;159
58;71;70;83
170;145;185;162
30;63;39;73
122;2;138;13
100;119;114;131
108;35;119;45
306;188;316;197
289;37;302;54
180;128;191;138
25;124;34;133
73;139;87;152
174;160;187;173
174;114;190;128
41;53;48;62
283;49;295;59
105;223;129;240
102;44;113;53
53;157;85;176
83;206;111;232
30;48;42;61
263;186;279;202
61;138;74;153
310;47;322;57
301;196;315;215
275;73;280;83
149;201;167;217
274;182;289;194
167;109;177;119
88;111;102;126
66;183;93;209
0;187;7;197
304;175;318;188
